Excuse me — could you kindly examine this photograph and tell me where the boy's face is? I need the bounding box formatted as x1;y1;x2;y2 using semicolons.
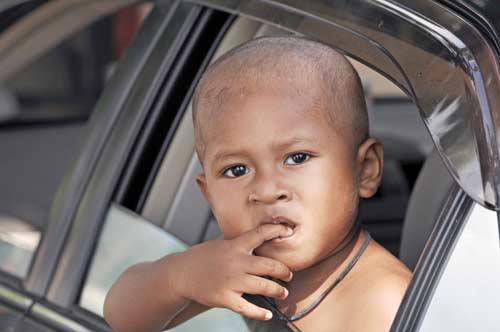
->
196;88;382;271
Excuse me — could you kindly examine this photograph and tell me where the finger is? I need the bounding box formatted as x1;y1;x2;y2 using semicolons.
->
240;276;289;300
236;223;294;252
246;256;293;282
228;295;274;321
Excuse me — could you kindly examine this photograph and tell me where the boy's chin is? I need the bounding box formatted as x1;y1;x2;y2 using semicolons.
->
254;247;314;272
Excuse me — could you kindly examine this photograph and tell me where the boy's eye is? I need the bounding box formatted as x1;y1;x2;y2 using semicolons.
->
222;164;249;178
284;152;310;165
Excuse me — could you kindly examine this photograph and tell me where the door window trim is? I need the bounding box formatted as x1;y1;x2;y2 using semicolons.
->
392;185;473;331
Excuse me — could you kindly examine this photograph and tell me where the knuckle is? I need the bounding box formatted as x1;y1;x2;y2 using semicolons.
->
254;225;265;236
272;284;282;295
277;264;289;276
264;260;276;274
260;280;271;293
234;302;245;315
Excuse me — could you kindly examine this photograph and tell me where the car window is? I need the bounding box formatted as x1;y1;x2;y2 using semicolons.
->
417;203;500;331
0;2;152;279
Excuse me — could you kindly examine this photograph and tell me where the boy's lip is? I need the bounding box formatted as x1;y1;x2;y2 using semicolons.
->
260;216;297;239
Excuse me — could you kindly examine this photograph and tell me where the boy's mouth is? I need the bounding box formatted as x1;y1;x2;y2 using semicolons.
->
261;216;297;240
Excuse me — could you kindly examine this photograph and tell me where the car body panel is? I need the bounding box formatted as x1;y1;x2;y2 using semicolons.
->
0;302;29;332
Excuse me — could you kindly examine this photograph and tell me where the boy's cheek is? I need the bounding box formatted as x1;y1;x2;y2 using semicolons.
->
213;207;251;240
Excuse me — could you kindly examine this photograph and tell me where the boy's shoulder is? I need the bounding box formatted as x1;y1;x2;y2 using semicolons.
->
298;240;411;332
339;240;412;331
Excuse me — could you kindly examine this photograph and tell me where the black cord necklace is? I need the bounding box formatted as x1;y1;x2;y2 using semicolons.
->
264;228;372;332
287;230;371;321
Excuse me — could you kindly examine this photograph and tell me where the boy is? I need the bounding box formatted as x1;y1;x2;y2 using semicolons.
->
104;36;411;332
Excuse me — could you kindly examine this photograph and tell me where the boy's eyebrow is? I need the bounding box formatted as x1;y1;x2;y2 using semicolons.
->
211;150;245;166
270;137;316;151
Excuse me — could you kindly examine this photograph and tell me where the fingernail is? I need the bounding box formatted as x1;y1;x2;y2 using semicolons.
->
265;311;273;320
287;271;293;281
285;227;293;235
283;288;289;298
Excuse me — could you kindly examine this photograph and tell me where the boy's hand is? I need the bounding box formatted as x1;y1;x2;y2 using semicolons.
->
170;223;293;321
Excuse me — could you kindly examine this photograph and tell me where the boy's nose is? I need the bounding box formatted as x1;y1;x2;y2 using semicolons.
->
248;180;291;205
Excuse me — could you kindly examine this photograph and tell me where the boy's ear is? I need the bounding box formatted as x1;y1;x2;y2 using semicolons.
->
196;173;213;207
356;137;384;198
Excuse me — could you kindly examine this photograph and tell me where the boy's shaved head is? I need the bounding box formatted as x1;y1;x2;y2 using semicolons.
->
192;36;369;161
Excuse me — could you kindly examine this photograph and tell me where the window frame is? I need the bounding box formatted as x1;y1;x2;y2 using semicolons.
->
413;201;500;331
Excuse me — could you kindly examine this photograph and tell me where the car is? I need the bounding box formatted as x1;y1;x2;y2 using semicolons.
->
0;0;498;331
